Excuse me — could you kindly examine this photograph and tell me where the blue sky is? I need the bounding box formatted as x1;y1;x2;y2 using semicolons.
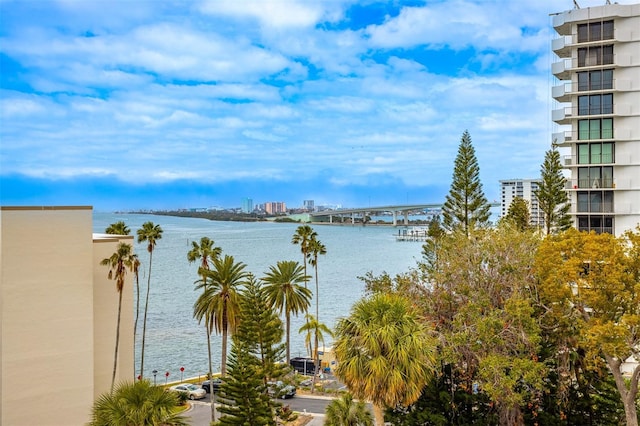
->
1;0;629;211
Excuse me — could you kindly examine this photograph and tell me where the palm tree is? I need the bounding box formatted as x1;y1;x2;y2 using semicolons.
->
136;221;163;379
291;225;316;288
307;237;326;381
187;236;221;421
334;293;436;426
194;254;248;376
104;222;139;379
325;392;373;426
105;221;130;236
89;380;188;426
261;260;311;363
101;242;137;392
299;313;333;392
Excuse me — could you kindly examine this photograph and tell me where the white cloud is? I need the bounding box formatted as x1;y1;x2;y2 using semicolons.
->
198;0;338;29
1;0;576;204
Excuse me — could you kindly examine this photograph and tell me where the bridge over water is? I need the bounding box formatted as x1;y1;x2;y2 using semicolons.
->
307;202;500;226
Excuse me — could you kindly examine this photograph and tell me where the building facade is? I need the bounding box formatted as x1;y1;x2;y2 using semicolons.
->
264;201;287;215
241;197;253;213
500;179;543;228
551;2;640;236
0;206;134;426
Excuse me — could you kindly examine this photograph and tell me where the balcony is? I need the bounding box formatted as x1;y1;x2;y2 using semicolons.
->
552;129;628;146
551;55;632;81
552;107;575;125
552;36;572;58
552;59;573;80
565;178;616;190
551;79;631;102
562;154;615;166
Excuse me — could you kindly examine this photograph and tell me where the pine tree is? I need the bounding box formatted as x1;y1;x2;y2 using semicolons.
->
216;337;275;426
504;197;531;231
240;276;287;381
442;130;491;235
534;145;571;235
216;276;287;425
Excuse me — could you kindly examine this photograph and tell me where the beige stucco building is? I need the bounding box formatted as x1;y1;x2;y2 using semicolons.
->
1;206;134;426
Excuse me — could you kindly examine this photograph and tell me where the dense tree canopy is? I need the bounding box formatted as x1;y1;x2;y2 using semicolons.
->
535;227;640;426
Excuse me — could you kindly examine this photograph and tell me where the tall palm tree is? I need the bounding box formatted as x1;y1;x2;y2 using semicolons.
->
291;225;316;288
299;313;333;392
89;380;188;426
261;260;311;363
101;242;137;392
325;392;373;426
307;237;326;382
187;236;221;421
104;222;139;379
136;221;163;379
105;221;130;236
334;293;436;426
194;255;248;376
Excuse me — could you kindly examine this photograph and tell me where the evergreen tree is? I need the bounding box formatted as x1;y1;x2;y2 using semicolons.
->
240;276;287;382
442;130;491;235
534;145;571;235
216;276;287;425
216;336;275;426
504;197;530;231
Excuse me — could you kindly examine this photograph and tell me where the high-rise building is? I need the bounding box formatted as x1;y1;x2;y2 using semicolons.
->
241;197;253;213
500;179;543;228
264;201;286;214
551;2;640;236
303;200;315;211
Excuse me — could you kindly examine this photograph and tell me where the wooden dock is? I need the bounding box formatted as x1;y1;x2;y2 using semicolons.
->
395;228;429;242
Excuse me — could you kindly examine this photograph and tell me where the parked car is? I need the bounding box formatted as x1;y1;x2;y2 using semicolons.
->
169;383;206;400
289;357;316;375
201;378;224;393
267;381;296;399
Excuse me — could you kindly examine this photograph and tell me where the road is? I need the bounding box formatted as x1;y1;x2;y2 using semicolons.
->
186;393;334;425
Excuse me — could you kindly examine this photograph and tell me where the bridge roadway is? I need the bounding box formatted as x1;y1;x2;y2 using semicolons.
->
310;203;442;226
308;202;500;226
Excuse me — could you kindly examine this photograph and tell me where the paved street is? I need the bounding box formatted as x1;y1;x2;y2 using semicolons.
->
186;394;335;425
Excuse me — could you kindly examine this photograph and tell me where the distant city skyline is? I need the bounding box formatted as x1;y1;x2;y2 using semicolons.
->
3;0;635;211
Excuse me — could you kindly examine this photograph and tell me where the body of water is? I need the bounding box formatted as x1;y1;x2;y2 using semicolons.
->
93;213;424;381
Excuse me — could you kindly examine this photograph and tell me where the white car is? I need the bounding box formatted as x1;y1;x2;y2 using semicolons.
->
169;383;206;400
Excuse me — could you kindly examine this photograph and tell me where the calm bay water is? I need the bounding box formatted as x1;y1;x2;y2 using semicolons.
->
93;213;423;381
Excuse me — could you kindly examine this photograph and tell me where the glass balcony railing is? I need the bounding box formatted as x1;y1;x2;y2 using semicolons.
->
565;178;616;190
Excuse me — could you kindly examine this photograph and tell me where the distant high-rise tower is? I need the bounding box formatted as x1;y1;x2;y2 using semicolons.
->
551;2;640;236
500;179;543;228
241;197;253;213
264;202;286;214
303;200;315;211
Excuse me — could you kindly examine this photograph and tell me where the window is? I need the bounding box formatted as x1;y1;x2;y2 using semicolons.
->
577;215;614;234
577;94;613;115
576;192;614;213
578;45;614;67
577;143;614;164
577;167;613;188
577;20;614;42
577;69;613;91
578;119;613;140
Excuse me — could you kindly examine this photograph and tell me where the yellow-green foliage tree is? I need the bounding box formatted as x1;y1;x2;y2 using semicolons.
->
421;223;545;426
536;228;640;426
